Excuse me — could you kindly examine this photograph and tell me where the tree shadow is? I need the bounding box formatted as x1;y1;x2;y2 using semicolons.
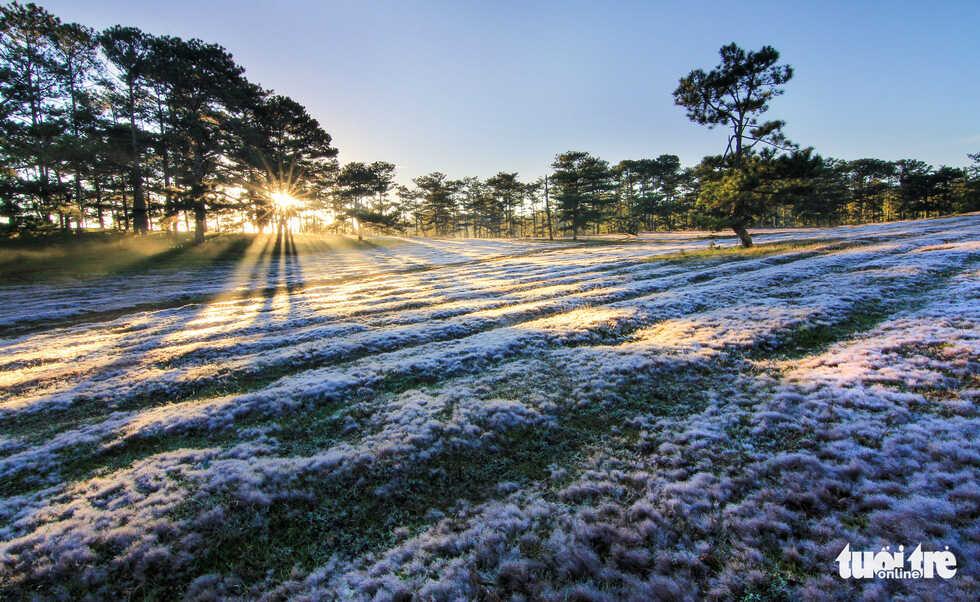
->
0;235;278;430
283;230;305;318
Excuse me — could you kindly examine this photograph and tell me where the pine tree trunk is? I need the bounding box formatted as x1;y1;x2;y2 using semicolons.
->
121;186;130;231
544;176;553;241
94;179;105;230
732;224;753;248
194;201;206;243
192;147;206;243
128;79;149;234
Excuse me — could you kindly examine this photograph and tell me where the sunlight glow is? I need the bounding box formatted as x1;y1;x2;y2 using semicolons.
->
270;190;302;211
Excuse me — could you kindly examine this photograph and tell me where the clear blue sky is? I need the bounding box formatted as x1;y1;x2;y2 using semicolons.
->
42;0;980;184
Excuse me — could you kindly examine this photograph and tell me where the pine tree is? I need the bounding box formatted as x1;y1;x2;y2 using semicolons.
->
673;43;794;246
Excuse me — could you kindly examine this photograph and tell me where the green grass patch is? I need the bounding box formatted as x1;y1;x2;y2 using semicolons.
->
750;257;980;361
0;231;386;284
640;238;841;266
0;232;235;283
750;301;894;361
0;367;449;501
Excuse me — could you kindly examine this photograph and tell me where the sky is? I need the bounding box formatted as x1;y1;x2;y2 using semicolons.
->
40;0;980;185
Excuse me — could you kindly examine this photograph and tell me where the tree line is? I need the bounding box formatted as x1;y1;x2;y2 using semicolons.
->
2;3;978;245
1;2;339;242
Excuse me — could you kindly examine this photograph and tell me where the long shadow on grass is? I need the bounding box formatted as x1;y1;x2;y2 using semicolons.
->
0;236;259;337
0;241;844;442
1;236;957;478
9;251;964;497
0;237;273;440
6;239;973;497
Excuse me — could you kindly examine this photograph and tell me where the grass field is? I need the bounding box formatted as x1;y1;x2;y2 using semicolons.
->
1;216;978;600
0;232;396;284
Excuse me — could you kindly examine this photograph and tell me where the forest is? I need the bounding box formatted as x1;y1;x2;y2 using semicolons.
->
3;2;979;247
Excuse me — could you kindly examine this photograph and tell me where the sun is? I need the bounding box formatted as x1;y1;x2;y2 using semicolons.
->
270;190;302;211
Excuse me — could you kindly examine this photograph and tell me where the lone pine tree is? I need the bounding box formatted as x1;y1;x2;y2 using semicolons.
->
673;43;793;247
